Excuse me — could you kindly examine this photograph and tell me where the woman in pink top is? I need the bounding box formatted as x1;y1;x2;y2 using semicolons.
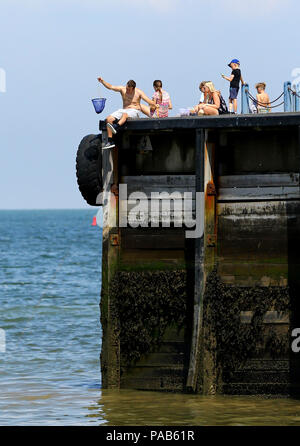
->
140;80;172;118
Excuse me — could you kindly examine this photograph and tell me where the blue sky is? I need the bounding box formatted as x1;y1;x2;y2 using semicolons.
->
0;0;299;209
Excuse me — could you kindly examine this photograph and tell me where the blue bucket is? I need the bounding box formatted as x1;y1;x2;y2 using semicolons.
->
92;98;106;114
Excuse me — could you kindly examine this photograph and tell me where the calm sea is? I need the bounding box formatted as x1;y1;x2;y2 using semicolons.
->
1;209;300;426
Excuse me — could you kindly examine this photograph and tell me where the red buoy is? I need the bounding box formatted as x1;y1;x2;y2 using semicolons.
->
92;216;97;226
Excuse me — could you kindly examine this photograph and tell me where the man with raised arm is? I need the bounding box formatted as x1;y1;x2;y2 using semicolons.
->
97;77;158;149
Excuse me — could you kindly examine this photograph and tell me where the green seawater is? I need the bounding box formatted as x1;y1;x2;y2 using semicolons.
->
1;210;300;425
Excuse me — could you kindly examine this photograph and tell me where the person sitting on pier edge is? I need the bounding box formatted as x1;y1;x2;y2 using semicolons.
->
191;81;210;114
191;81;228;116
222;59;245;114
97;77;158;149
140;80;172;118
255;82;271;113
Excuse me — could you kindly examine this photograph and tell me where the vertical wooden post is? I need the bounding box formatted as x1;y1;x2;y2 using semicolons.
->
186;130;218;394
204;141;216;270
186;129;205;392
100;130;120;389
201;138;219;394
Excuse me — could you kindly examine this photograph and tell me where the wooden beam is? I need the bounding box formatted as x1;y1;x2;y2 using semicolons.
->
99;113;300;132
219;173;300;188
186;129;205;392
100;130;120;389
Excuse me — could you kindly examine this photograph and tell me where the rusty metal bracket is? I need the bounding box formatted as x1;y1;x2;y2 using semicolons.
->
206;182;216;196
110;233;120;246
206;234;216;247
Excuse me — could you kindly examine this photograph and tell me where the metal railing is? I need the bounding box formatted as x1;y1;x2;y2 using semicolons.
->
241;81;300;114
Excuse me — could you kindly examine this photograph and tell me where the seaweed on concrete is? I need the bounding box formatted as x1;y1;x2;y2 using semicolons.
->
110;270;188;367
203;269;290;375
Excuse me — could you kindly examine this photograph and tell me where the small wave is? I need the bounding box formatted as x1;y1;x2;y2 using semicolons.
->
0;282;33;286
19;394;57;401
71;381;101;390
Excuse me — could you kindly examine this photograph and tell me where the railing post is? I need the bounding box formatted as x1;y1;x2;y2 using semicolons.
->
284;81;292;112
295;87;300;112
241;83;250;114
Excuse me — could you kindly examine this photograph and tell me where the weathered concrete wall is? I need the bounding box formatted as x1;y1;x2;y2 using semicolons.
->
100;122;300;395
198;126;300;395
100;130;197;391
200;270;291;395
109;270;192;391
120;131;195;175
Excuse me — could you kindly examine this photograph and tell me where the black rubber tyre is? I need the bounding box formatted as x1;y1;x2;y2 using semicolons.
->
76;134;102;206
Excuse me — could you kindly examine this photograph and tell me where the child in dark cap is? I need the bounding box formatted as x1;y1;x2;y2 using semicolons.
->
222;59;245;114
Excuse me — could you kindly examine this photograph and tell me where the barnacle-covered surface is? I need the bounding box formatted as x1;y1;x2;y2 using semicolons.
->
201;269;291;395
109;270;193;391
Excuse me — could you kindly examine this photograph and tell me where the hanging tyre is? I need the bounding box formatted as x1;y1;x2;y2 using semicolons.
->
76;134;102;206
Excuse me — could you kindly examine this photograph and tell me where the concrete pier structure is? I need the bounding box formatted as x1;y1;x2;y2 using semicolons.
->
99;113;300;395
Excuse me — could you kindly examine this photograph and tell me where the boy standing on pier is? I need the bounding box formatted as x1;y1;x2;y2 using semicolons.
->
222;59;245;114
